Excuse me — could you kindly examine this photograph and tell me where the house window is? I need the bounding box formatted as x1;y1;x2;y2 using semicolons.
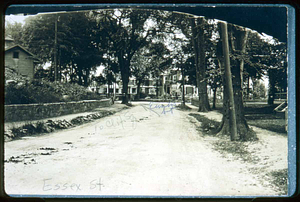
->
132;88;136;94
173;75;177;81
13;52;19;59
145;80;149;86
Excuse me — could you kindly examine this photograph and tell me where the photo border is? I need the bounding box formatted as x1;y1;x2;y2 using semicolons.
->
1;1;298;201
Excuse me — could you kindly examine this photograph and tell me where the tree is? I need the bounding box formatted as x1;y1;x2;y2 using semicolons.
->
216;26;286;141
176;60;189;107
21;12;103;85
207;68;222;109
266;43;287;104
92;74;107;86
91;9;166;104
5;21;24;45
131;42;172;100
171;37;191;106
243;32;287;104
252;80;266;99
22;14;58;81
217;23;257;141
204;20;223;109
190;17;211;112
164;12;213;111
242;32;266;99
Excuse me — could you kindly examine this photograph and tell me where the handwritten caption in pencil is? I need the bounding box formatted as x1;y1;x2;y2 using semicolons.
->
141;102;177;116
42;178;103;192
94;111;137;133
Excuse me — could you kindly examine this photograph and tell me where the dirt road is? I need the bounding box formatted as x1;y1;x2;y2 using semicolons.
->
4;102;280;197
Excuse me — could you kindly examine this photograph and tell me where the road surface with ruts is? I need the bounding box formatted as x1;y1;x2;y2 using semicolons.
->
4;102;283;197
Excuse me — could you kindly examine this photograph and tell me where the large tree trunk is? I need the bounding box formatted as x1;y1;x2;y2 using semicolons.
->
190;19;200;103
217;22;238;141
212;87;217;109
136;79;142;100
190;18;210;112
121;74;129;104
119;53;130;104
197;18;211;112
217;24;257;141
217;68;232;136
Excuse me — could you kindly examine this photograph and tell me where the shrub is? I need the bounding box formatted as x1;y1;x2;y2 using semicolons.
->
5;79;101;105
5;82;62;104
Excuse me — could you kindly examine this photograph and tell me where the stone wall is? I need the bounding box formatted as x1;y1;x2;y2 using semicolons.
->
5;99;112;122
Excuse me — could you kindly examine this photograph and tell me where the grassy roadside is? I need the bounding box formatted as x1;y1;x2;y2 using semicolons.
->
212;103;287;134
244;104;287;134
188;113;220;135
188;112;288;195
267;169;288;195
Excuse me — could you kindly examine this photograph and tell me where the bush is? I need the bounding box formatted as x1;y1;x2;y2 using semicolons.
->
5;81;62;104
5;79;101;105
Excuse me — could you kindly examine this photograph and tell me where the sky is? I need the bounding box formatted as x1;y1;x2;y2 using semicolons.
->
5;14;30;25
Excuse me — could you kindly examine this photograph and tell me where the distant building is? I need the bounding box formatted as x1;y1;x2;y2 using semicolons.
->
5;36;41;79
90;68;199;100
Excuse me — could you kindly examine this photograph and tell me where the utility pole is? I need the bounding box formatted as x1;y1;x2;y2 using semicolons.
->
54;14;58;81
219;21;238;141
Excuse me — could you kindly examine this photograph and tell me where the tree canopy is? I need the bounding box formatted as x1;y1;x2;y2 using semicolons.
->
6;8;287;108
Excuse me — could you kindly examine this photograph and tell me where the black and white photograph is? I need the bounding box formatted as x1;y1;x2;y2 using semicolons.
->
2;3;296;197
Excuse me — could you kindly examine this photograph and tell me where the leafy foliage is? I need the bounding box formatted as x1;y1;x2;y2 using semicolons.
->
21;12;103;86
5;21;24;45
131;42;172;93
245;32;287;103
5;79;100;105
89;9;169;103
5;66;30;83
6;9;287;107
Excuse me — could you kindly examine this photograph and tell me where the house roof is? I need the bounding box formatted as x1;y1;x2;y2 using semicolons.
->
5;45;42;63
